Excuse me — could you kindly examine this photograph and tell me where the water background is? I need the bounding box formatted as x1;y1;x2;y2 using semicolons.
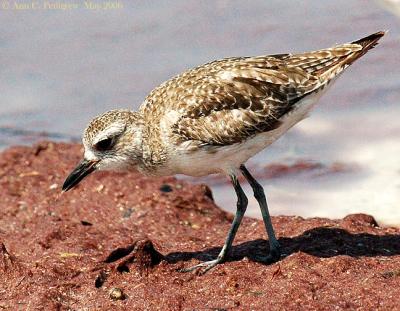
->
1;0;399;225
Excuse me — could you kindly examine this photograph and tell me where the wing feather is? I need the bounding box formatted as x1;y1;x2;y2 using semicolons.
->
139;32;384;147
170;57;321;146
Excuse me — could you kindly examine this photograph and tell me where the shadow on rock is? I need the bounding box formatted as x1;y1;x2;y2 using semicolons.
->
165;227;400;265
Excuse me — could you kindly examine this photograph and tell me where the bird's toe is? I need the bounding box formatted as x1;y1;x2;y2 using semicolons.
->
179;258;224;274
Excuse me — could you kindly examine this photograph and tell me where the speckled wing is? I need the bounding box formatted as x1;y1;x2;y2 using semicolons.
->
168;56;339;145
170;58;315;146
141;32;384;147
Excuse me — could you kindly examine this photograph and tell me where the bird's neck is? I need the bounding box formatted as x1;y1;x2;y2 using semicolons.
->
133;112;169;175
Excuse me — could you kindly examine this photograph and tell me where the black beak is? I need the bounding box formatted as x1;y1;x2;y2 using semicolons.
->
62;159;98;192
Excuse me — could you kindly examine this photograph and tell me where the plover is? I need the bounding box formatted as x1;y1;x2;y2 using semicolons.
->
63;31;385;273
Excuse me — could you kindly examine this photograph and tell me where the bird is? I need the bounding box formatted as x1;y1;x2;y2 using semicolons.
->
62;31;385;273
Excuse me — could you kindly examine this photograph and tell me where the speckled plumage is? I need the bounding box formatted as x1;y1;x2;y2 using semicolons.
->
64;31;385;274
142;39;371;144
80;31;384;176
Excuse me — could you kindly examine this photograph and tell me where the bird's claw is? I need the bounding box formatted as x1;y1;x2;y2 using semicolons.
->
179;258;224;274
179;243;281;274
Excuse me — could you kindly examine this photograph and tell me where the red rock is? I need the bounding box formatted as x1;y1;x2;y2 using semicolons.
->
0;142;399;310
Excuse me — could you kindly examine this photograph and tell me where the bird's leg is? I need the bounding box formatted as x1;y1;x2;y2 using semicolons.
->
240;164;281;262
180;174;248;274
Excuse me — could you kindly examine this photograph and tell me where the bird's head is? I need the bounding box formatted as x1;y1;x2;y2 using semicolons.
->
62;109;143;192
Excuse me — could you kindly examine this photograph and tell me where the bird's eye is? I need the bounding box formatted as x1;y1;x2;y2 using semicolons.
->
94;137;114;151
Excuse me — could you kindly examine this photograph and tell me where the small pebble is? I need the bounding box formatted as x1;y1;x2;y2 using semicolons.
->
109;287;125;300
95;184;105;192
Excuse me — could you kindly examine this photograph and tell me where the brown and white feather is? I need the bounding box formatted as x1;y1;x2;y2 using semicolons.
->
81;32;384;176
140;32;384;151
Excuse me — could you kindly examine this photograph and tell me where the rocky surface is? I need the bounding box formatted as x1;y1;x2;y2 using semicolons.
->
0;142;399;310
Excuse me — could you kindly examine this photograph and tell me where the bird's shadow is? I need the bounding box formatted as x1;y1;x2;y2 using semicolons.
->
164;227;400;264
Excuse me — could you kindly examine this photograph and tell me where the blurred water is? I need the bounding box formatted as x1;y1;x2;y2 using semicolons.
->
1;0;399;225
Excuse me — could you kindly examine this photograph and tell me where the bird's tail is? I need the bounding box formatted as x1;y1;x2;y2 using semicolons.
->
281;31;386;106
307;31;386;81
344;31;386;66
286;31;386;81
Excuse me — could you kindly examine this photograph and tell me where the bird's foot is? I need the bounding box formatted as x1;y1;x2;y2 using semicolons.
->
179;257;224;274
